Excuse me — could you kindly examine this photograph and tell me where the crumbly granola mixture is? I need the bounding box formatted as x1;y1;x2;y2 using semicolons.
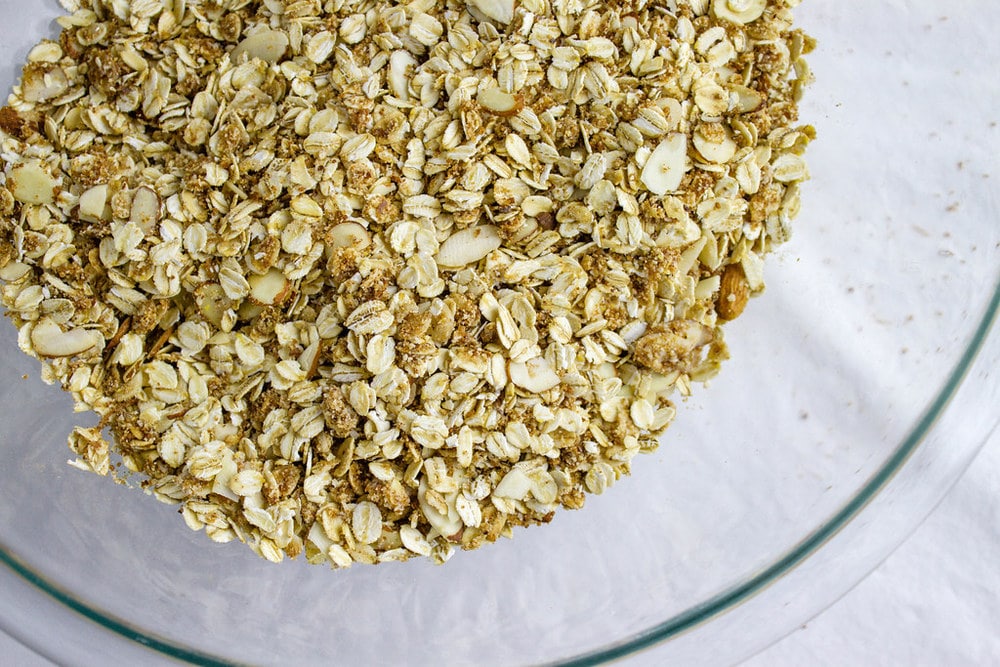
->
0;0;813;566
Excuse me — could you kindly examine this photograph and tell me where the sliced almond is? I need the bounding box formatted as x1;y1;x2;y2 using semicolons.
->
78;184;109;223
730;84;764;113
30;318;102;358
230;29;289;65
326;222;371;249
21;66;69;103
130;186;161;233
693;130;738;164
477;87;523;117
640;133;688;196
9;163;56;205
509;356;560;393
248;268;292;306
388;51;417;101
195;283;232;327
467;0;515;25
717;263;749;320
713;0;767;25
435;225;502;269
492;467;533;500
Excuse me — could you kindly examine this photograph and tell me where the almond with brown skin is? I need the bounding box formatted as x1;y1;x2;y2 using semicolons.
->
230;29;289;65
248;268;292;306
30;318;103;358
477;88;524;117
130;186;161;233
8;162;55;205
717;263;750;321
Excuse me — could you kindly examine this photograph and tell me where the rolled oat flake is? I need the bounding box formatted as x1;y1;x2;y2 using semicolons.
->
0;0;813;566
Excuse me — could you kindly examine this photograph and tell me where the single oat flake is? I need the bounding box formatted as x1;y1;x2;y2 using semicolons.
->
0;0;814;567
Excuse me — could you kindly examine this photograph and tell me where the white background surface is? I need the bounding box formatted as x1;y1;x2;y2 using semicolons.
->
2;434;998;666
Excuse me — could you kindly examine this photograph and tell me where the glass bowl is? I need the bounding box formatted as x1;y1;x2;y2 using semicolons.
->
1;1;998;665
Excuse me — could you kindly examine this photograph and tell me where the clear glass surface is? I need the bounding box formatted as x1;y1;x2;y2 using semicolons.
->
0;2;998;665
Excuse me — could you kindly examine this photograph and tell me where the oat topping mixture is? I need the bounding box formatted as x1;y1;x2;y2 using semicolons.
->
0;0;812;566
